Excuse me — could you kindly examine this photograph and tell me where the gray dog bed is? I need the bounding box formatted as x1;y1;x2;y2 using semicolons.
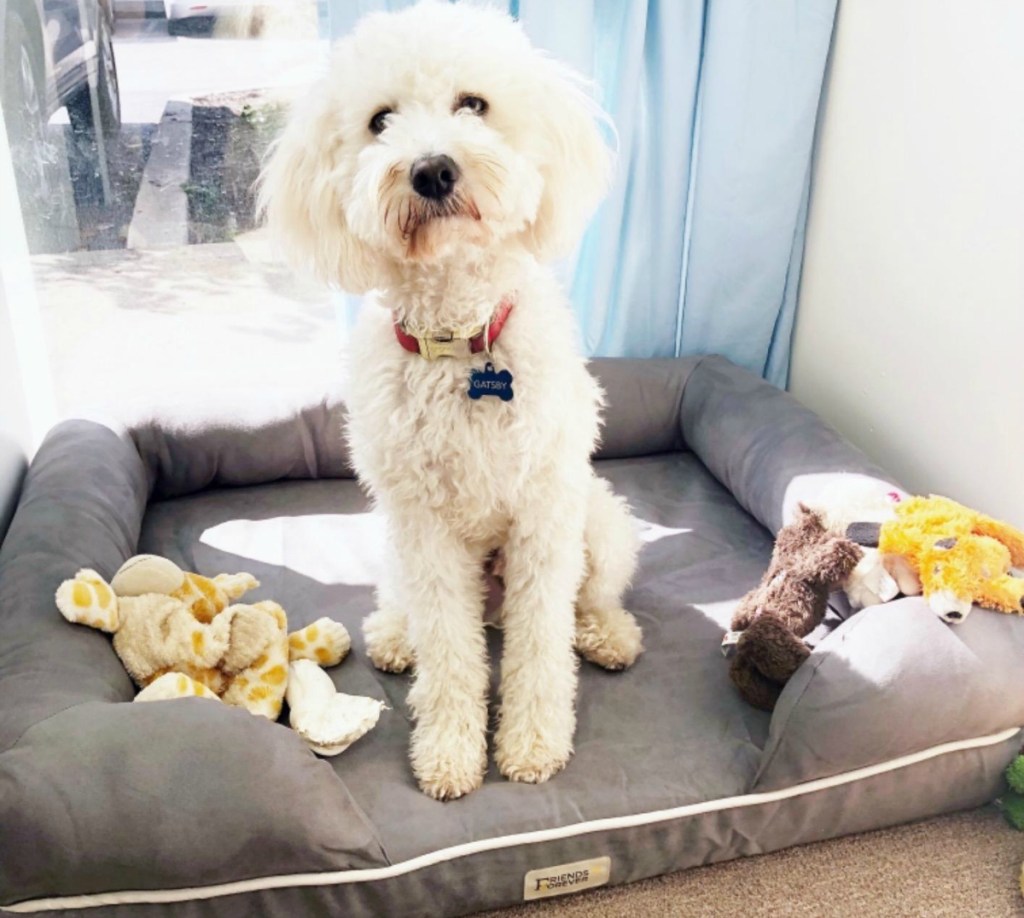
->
1;356;1022;917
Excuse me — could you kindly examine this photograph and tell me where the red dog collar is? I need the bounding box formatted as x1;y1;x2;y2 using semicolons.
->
394;298;514;359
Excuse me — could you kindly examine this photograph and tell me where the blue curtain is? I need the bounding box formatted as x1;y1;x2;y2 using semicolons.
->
327;0;836;387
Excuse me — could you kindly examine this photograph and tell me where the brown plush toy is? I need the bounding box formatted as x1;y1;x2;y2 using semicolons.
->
727;505;863;711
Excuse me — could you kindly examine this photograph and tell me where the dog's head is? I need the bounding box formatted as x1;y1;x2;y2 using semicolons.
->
259;1;612;292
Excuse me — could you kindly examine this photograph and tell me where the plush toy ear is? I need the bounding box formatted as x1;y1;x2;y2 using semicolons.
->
56;569;120;632
519;60;614;262
258;92;383;293
970;510;1024;568
110;554;185;597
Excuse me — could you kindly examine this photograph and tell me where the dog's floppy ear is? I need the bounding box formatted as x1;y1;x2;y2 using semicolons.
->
519;60;614;262
258;92;382;293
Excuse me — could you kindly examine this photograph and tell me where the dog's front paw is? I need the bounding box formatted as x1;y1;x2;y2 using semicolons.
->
411;728;487;801
363;608;414;674
495;723;573;785
575;607;644;671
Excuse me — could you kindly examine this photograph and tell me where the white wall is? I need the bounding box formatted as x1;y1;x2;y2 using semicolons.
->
790;0;1024;528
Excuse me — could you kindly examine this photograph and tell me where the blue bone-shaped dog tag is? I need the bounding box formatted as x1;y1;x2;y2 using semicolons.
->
468;362;514;402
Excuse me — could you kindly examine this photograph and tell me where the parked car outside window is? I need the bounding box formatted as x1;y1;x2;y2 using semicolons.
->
1;0;121;248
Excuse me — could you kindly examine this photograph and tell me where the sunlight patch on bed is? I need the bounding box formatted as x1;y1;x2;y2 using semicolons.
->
199;515;690;586
636;520;693;543
200;512;387;586
688;599;741;631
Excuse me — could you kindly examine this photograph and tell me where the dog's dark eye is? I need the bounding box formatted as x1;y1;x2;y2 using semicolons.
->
369;108;393;135
456;95;488;116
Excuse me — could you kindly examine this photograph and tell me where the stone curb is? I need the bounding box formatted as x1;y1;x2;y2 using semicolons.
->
126;99;192;249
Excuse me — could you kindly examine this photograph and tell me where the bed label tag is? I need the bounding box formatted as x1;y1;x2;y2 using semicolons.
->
524;856;610;900
468;362;514;402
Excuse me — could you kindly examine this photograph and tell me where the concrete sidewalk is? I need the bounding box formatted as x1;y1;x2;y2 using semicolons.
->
113;18;326;124
32;234;341;421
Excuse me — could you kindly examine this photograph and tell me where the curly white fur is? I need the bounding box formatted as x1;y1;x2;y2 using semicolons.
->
260;1;643;799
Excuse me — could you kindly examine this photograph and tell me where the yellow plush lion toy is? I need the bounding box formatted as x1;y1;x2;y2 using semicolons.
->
860;495;1024;623
56;554;384;755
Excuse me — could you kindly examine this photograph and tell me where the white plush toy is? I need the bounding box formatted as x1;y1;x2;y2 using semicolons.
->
808;479;923;610
56;554;385;756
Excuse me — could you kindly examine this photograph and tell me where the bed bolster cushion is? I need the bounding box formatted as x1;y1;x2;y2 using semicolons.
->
588;357;699;460
679;355;894;534
126;385;355;498
0;700;389;903
755;597;1024;791
0;420;148;752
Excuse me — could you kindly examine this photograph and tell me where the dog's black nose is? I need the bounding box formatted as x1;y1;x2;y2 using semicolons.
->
410;154;460;200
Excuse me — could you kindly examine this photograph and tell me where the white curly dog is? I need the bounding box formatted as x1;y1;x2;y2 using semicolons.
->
260;1;643;800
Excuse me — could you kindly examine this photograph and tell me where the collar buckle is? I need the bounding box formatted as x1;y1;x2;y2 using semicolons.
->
419;332;473;360
393;297;514;360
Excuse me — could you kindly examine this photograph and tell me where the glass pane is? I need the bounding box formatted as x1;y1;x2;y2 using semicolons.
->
1;1;338;419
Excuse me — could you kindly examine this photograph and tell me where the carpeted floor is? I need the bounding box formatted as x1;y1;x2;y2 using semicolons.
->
481;806;1024;917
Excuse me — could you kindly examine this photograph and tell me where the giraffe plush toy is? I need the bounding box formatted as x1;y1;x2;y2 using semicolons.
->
56;554;384;755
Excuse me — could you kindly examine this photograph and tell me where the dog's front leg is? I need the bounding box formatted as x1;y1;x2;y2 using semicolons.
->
495;495;586;784
397;519;489;801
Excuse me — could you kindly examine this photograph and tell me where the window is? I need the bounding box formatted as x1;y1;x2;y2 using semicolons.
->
1;1;338;422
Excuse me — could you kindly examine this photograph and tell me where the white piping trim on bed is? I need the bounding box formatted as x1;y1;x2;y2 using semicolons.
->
4;726;1019;913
